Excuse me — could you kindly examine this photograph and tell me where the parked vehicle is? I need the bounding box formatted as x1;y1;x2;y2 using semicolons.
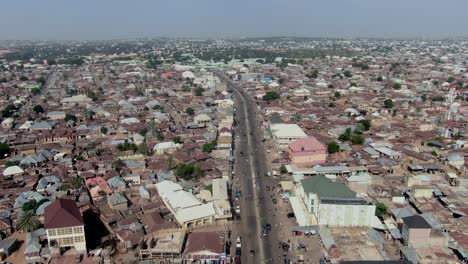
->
235;247;241;256
236;237;241;248
265;223;272;231
250;249;255;256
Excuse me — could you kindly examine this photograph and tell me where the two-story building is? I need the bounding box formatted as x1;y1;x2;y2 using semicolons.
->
294;176;376;227
269;124;308;150
288;137;327;165
44;199;86;255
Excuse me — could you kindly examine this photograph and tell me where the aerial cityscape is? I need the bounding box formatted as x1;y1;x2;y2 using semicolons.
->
0;1;467;264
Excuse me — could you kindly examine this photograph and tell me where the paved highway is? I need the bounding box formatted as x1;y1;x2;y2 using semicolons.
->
216;72;279;263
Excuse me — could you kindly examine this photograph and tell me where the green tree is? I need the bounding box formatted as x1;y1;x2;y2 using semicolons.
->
447;76;455;83
22;200;38;212
357;120;371;131
31;87;41;95
263;91;280;101
1;104;17;118
173;136;183;144
19;76;28;81
194;87;204;96
175;163;198;180
421;94;427;102
36;76;46;86
327;141;340;154
100;126;108;134
383;99;394;109
5;160;19;167
117;139;138;152
392;83;402;90
33;105;44;114
64;113;77;122
338;128;352;142
185;107;195;115
15;210;41;232
334;91;341;98
375;202;388;219
351;135;365;145
256;59;265;64
70;177;82;189
344;70;353;78
376;76;383;82
86;91;98;101
280;165;288;174
202;140;217;153
0;142;11;159
138;142;148;155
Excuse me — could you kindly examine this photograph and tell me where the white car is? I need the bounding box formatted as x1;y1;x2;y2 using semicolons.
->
236;237;241;248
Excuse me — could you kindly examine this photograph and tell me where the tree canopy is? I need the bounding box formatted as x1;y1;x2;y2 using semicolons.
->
33;105;44;114
383;99;394;109
327;141;340;154
263;91;280;101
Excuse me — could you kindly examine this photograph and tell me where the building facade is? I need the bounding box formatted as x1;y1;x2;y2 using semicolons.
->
44;199;86;254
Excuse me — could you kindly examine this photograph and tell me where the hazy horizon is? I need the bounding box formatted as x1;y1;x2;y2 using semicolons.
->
1;0;467;41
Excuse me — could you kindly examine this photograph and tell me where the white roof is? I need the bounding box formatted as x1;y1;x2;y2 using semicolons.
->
212;178;228;201
60;94;92;103
270;124;307;138
194;114;211;121
177;202;216;223
155;180;183;197
154;141;177;150
120;117;140;124
167;191;201;210
374;147;402;157
3;165;24;176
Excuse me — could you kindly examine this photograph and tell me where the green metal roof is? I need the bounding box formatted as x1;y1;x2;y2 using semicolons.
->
301;176;356;199
269;115;284;124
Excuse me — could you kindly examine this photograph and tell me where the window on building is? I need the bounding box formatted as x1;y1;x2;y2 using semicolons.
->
73;227;82;234
57;228;73;236
74;236;84;243
48;229;57;236
58;237;74;245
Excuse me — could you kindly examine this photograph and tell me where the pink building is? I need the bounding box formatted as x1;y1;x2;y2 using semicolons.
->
288;137;327;166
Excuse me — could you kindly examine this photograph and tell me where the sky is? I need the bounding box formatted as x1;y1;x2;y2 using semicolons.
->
1;0;467;40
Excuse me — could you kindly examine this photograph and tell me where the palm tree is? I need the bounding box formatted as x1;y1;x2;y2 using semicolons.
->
16;210;41;232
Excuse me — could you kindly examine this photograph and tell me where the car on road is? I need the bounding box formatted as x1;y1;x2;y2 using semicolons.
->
236;237;241;248
266;186;270;191
287;212;295;218
272;198;278;204
235;205;241;215
235;247;241;256
250;249;255;256
282;242;290;251
234;256;241;264
265;223;272;231
262;228;268;236
239;151;243;156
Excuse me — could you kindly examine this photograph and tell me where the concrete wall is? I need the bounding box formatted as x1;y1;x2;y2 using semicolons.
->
317;203;375;227
47;225;86;252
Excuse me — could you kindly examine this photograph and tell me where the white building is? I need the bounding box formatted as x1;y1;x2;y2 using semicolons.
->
153;141;179;155
269;124;308;149
293;176;376;227
155;181;217;228
44;199;86;255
